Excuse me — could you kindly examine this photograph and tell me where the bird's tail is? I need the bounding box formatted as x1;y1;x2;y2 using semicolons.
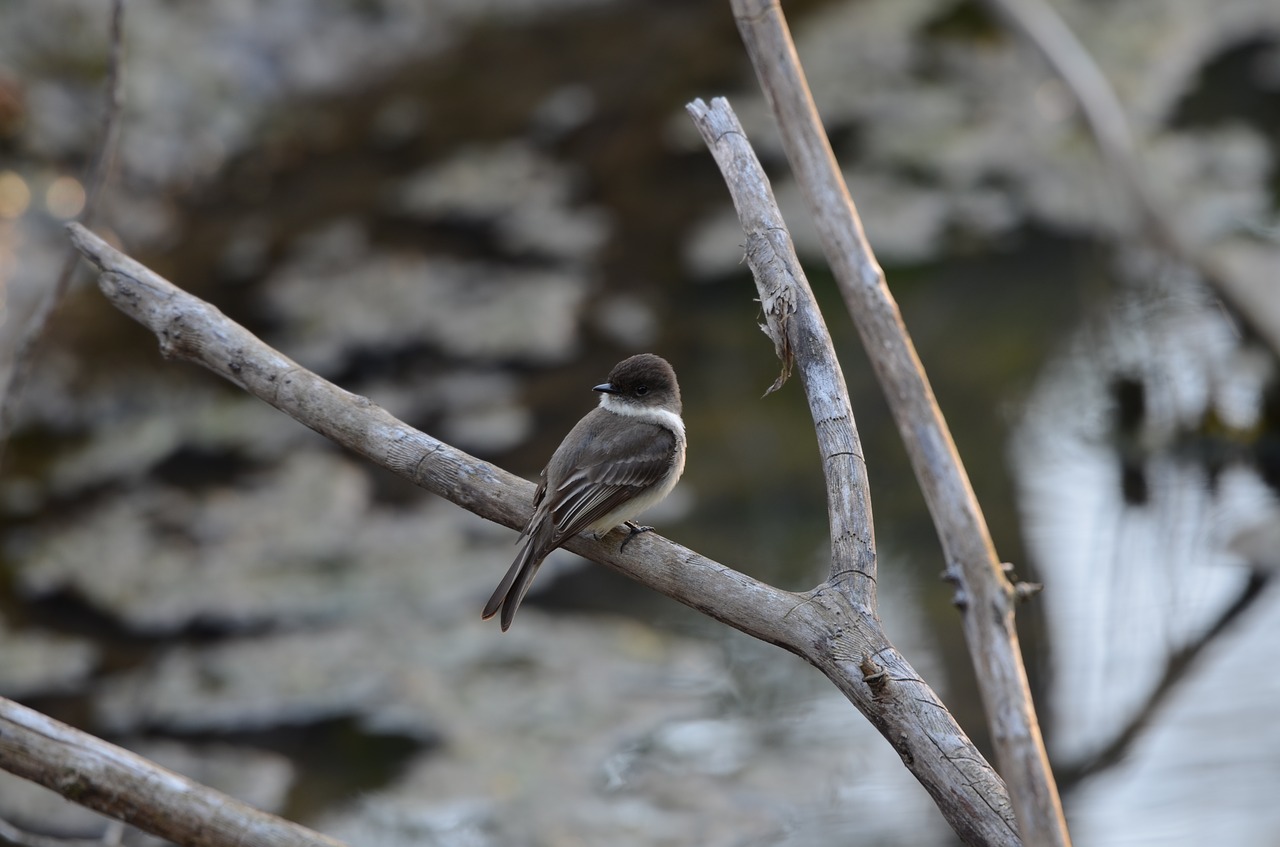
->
481;539;547;631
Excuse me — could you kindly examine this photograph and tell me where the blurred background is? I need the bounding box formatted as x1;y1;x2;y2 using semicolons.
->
1;1;1278;845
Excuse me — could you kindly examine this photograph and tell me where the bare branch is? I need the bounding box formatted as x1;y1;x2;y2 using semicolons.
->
0;0;127;455
685;96;876;606
728;1;1069;844
0;697;347;847
60;222;1021;846
62;223;806;648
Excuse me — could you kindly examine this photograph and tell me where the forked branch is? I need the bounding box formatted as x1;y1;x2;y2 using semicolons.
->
41;180;1017;846
728;1;1069;844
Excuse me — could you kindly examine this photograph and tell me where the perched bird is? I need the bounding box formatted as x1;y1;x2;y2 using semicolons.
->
482;353;686;631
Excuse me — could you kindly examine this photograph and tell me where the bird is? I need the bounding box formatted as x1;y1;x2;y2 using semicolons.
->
482;353;686;631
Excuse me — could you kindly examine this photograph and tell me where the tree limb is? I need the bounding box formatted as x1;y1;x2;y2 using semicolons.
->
684;98;876;607
63;222;807;650
0;697;347;847
57;189;1018;846
727;2;1070;845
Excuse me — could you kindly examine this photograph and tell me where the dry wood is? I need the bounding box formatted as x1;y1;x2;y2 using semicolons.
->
685;99;1018;845
0;697;347;847
683;99;876;603
47;194;1020;846
727;1;1070;844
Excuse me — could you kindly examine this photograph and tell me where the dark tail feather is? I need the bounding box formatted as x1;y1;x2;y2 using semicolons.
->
481;542;546;631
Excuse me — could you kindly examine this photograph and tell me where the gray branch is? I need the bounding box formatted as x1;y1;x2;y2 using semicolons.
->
684;98;876;606
45;196;1019;847
727;1;1070;844
0;696;347;847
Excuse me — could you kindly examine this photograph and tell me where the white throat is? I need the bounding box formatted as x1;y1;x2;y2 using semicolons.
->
598;393;685;439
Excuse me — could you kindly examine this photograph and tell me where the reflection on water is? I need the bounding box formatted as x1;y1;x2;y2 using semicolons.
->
1012;251;1280;843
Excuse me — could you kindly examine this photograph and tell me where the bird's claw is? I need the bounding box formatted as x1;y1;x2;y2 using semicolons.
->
619;521;654;551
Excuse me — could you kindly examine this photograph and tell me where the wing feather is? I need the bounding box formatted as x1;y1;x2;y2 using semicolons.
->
544;416;678;538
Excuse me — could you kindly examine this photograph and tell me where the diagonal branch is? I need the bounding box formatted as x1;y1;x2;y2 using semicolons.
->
0;696;348;847
728;1;1069;845
57;223;1021;845
62;223;805;649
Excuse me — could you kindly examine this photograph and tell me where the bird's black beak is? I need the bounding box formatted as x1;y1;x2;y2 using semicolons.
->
593;382;620;394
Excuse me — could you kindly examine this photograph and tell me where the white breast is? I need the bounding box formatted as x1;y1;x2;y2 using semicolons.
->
587;394;687;533
598;393;686;440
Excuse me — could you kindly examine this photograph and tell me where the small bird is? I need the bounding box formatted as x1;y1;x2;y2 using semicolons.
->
482;353;686;631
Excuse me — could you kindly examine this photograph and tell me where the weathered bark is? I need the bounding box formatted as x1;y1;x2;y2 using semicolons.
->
727;1;1070;843
40;192;1018;846
0;697;348;847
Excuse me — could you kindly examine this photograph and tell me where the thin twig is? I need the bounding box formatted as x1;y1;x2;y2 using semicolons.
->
0;0;126;457
728;1;1069;844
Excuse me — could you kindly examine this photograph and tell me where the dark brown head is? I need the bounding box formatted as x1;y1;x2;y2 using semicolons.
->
593;353;681;415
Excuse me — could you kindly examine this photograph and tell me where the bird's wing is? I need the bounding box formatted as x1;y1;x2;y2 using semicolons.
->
516;468;550;543
545;420;678;540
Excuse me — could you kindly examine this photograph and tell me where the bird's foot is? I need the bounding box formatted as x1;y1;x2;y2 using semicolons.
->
619;521;654;552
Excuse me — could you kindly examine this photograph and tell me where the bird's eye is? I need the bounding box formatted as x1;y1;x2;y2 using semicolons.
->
634;385;649;396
